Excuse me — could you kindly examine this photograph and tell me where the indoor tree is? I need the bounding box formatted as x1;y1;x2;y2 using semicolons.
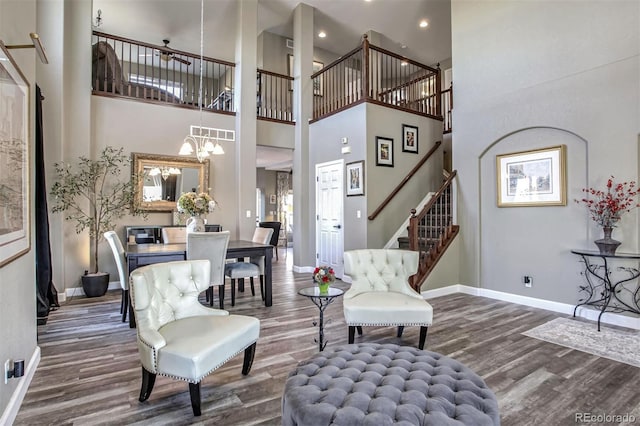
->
50;146;143;281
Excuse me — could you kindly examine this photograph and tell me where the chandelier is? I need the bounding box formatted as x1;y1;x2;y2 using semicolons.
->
179;0;226;162
148;166;181;180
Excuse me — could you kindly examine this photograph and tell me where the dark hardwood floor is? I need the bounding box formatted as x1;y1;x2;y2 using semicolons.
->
16;250;640;425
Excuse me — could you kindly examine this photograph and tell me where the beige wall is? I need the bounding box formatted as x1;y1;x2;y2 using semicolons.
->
451;0;640;303
0;0;38;422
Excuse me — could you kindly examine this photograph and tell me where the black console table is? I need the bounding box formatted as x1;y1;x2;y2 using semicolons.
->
571;249;640;331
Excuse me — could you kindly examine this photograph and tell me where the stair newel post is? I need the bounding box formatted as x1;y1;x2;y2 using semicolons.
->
408;208;419;290
436;62;442;119
362;34;370;101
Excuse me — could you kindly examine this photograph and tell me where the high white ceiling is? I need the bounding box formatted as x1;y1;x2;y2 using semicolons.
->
92;0;452;168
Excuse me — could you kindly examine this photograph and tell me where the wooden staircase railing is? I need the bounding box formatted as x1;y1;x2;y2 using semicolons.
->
368;141;442;221
408;170;459;292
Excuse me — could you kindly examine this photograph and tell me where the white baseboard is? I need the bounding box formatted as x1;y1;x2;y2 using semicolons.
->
0;346;40;426
292;265;315;274
421;284;640;330
62;281;121;301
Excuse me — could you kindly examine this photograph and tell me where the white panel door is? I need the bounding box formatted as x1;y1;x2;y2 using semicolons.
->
316;160;344;278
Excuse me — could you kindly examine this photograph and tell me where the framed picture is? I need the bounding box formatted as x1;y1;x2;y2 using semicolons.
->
0;41;31;267
402;124;418;153
375;137;394;167
287;54;324;95
496;145;566;207
346;160;365;196
269;194;277;204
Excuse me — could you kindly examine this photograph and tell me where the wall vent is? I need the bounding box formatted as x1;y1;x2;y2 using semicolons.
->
286;39;294;49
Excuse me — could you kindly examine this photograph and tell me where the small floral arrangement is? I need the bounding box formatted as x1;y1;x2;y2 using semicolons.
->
177;192;217;216
313;265;335;285
575;177;640;227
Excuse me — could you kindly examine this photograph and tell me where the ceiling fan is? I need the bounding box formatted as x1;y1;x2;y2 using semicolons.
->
155;39;192;66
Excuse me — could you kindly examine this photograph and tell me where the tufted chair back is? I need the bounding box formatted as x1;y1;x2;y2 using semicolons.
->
344;249;422;300
130;260;212;333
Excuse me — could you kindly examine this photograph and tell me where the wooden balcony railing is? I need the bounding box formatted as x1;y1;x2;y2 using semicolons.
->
408;170;459;292
92;31;235;114
442;83;453;134
257;69;294;124
311;35;442;122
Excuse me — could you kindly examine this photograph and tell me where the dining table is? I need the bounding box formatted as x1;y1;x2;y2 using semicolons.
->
125;240;274;328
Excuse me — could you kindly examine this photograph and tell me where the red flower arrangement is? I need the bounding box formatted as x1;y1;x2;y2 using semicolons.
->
313;266;335;284
575;177;640;227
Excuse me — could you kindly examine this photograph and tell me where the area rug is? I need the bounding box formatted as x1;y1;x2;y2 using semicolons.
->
522;317;640;368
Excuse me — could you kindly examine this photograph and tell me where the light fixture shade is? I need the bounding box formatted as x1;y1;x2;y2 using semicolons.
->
212;143;225;155
148;167;160;176
179;139;194;155
203;139;215;152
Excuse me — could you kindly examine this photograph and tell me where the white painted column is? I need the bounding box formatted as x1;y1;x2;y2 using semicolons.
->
234;0;258;240
292;3;314;267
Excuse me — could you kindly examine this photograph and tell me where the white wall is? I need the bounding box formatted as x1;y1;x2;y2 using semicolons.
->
365;104;444;249
0;0;38;422
92;96;237;283
310;103;368;256
309;102;446;260
452;1;640;303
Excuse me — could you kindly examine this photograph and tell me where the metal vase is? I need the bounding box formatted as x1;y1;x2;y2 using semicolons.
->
594;226;621;255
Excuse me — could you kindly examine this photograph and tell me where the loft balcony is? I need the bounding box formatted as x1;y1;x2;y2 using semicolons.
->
91;31;451;131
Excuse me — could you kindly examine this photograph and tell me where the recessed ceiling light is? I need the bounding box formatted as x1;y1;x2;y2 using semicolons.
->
419;20;428;28
364;0;372;2
318;31;326;38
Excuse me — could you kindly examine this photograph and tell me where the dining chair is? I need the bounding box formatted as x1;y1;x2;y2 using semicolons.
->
186;231;230;309
161;227;187;244
258;221;281;261
130;259;260;416
224;227;273;306
103;231;129;322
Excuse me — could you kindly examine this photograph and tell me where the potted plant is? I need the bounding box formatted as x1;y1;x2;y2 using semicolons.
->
50;146;143;297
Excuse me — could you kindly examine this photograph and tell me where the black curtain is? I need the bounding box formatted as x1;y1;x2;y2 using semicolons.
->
35;85;59;325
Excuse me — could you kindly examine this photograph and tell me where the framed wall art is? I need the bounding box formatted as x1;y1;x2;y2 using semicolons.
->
375;137;394;167
496;145;566;207
0;41;31;267
346;160;365;196
402;124;418;153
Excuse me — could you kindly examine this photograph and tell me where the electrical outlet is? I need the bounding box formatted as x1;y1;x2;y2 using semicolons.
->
523;276;532;288
4;360;10;385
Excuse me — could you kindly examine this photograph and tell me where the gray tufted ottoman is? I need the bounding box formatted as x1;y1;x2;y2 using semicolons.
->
282;343;500;426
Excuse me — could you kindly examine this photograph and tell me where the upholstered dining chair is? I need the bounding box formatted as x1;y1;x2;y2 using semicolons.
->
129;259;260;416
161;227;187;244
258;221;281;260
186;231;230;309
343;249;433;349
224;227;273;306
103;231;129;322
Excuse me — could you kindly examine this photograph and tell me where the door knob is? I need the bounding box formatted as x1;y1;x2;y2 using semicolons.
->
333;224;342;229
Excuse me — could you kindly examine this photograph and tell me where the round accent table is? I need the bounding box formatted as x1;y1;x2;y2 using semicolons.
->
282;343;500;426
298;286;344;352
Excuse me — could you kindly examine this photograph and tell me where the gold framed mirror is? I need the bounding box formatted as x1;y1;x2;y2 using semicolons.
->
132;153;210;212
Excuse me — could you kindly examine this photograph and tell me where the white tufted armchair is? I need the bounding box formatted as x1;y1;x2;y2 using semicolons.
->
130;260;260;416
343;249;432;349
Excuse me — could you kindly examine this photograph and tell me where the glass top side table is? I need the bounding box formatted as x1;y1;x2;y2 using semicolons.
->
298;286;344;351
570;249;640;331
